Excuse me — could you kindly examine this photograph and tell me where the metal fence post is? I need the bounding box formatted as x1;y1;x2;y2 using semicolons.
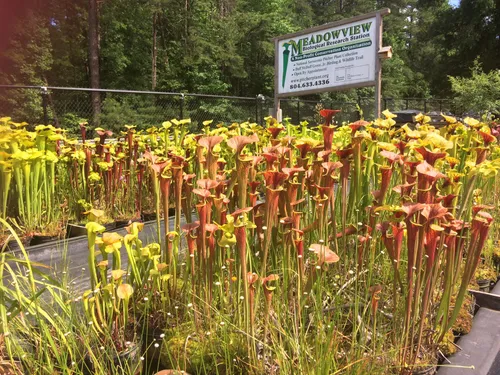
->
41;86;49;125
179;93;185;119
256;94;265;125
255;95;259;124
297;99;300;123
261;96;266;125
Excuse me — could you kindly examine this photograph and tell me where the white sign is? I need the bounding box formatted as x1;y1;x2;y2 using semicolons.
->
275;15;378;97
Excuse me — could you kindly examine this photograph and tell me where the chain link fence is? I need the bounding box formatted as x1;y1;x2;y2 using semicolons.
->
0;86;267;133
382;98;456;114
0;85;454;133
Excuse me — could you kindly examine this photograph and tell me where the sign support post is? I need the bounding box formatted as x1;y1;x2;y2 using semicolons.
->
374;12;382;119
273;9;390;120
274;38;281;121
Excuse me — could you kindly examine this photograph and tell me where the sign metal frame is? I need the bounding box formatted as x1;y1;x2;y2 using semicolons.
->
273;8;390;118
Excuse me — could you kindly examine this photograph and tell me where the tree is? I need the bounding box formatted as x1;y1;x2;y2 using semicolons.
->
45;0;88;88
152;10;158;90
88;0;101;125
452;0;500;76
449;60;500;116
1;0;500;120
0;10;53;123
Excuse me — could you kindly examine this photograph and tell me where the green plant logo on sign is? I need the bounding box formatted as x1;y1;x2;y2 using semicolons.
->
281;42;292;88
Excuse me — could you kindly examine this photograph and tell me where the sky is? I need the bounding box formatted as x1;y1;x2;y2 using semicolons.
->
449;0;460;7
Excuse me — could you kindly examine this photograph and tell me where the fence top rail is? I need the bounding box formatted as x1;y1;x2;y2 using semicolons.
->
0;85;260;101
281;97;452;104
0;84;452;104
280;98;360;104
385;97;451;102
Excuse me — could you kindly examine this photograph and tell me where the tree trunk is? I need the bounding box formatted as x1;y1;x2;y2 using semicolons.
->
219;0;224;17
152;12;157;90
88;0;100;126
185;0;189;39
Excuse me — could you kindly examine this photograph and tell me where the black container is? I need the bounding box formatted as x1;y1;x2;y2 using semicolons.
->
1;236;31;251
30;234;61;246
82;340;142;375
66;223;88;238
477;279;492;293
103;222;117;231
115;217;142;229
66;221;117;239
116;219;131;228
141;212;158;222
141;208;175;223
141;325;164;362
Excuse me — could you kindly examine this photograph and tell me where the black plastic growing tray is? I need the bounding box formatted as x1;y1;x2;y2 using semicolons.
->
438;281;500;375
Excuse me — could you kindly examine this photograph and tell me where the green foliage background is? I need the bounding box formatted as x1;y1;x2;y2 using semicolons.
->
0;0;499;120
450;60;500;116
